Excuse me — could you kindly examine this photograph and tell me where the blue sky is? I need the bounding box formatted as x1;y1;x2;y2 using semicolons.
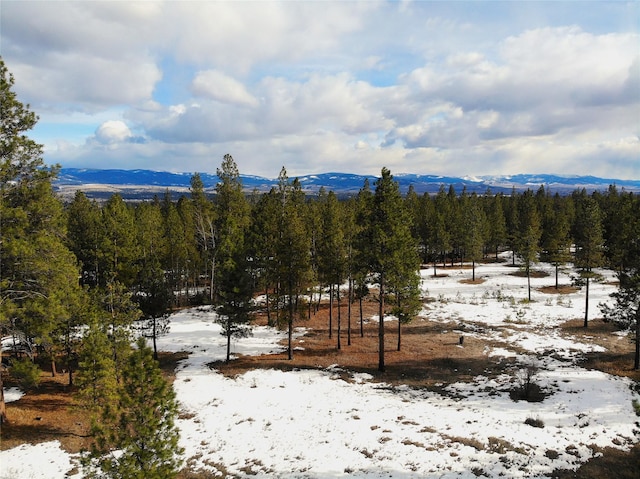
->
2;1;638;179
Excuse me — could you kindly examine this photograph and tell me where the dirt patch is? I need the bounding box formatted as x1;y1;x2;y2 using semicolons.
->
459;278;487;285
550;443;640;479
1;373;89;453
212;300;516;391
559;319;640;382
539;285;580;294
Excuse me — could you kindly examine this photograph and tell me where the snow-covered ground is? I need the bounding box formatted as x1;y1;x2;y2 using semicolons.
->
2;259;639;478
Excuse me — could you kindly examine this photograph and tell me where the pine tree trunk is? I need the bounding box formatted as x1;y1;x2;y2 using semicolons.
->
287;283;294;360
328;284;333;339
0;373;7;425
359;296;364;338
226;318;232;363
337;286;341;350
265;287;272;326
378;275;385;372
584;274;590;328
397;296;402;352
347;278;352;346
634;306;639;370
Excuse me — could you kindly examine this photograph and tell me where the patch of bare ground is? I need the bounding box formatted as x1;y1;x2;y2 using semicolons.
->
559;319;640;382
211;299;516;391
0;373;90;453
459;278;486;285
550;443;640;479
539;285;580;294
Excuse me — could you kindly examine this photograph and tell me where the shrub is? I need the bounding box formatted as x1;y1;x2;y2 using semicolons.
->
509;364;548;402
525;417;544;428
10;357;41;389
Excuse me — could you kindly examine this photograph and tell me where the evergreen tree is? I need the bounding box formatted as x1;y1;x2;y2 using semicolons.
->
517;190;542;301
275;168;311;359
101;194;139;287
318;190;347;348
0;58;82;422
214;154;251;301
431;186;452;272
190;173;216;303
216;251;254;363
353;179;373;337
574;196;605;327
462;193;486;281
600;195;640;369
213;155;254;362
367;168;420;371
85;338;183;479
540;193;572;289
76;317;118;413
161;192;189;306
485;192;507;260
248;188;281;326
67;191;104;287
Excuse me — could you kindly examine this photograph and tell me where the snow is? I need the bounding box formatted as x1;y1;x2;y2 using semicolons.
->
3;387;24;403
2;258;639;478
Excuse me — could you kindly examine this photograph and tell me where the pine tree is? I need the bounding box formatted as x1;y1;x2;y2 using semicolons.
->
485;193;507;260
353;179;373;337
214;154;251;300
101;194;139;287
318;190;347;348
517;190;542;301
540;193;572;289
431;186;452;273
190;173;216;303
574;196;605;327
216;251;254;363
275;168;311;359
1;58;83;422
134;200;171;359
462;193;486;281
214;155;254;362
600;193;640;369
85;338;183;479
161;192;188;306
67;191;104;287
368;168;420;371
76;317;118;413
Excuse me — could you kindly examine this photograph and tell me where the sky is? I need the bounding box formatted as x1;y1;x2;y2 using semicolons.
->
1;1;639;179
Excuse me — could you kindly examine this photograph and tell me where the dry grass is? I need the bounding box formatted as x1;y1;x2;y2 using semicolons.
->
539;285;580;294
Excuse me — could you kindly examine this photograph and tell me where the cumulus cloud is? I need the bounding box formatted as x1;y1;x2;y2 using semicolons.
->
191;70;258;107
95;120;133;144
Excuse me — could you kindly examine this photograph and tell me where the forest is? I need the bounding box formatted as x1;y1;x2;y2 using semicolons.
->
2;57;640;479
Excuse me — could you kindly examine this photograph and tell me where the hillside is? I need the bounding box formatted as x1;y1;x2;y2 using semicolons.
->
54;168;640;200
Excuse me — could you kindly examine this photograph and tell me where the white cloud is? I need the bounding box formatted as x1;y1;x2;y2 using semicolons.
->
191;70;258;107
95;120;133;144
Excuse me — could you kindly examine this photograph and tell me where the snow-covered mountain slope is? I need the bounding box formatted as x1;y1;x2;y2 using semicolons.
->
55;168;640;200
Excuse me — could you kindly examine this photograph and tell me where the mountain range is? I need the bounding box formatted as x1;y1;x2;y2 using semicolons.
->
54;168;640;200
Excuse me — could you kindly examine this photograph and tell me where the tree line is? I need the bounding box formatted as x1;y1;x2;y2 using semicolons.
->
2;57;639;477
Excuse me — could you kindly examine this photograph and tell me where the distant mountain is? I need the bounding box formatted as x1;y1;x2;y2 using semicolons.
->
54;168;640;200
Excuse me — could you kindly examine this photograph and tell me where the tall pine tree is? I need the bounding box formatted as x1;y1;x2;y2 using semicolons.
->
85;338;183;479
